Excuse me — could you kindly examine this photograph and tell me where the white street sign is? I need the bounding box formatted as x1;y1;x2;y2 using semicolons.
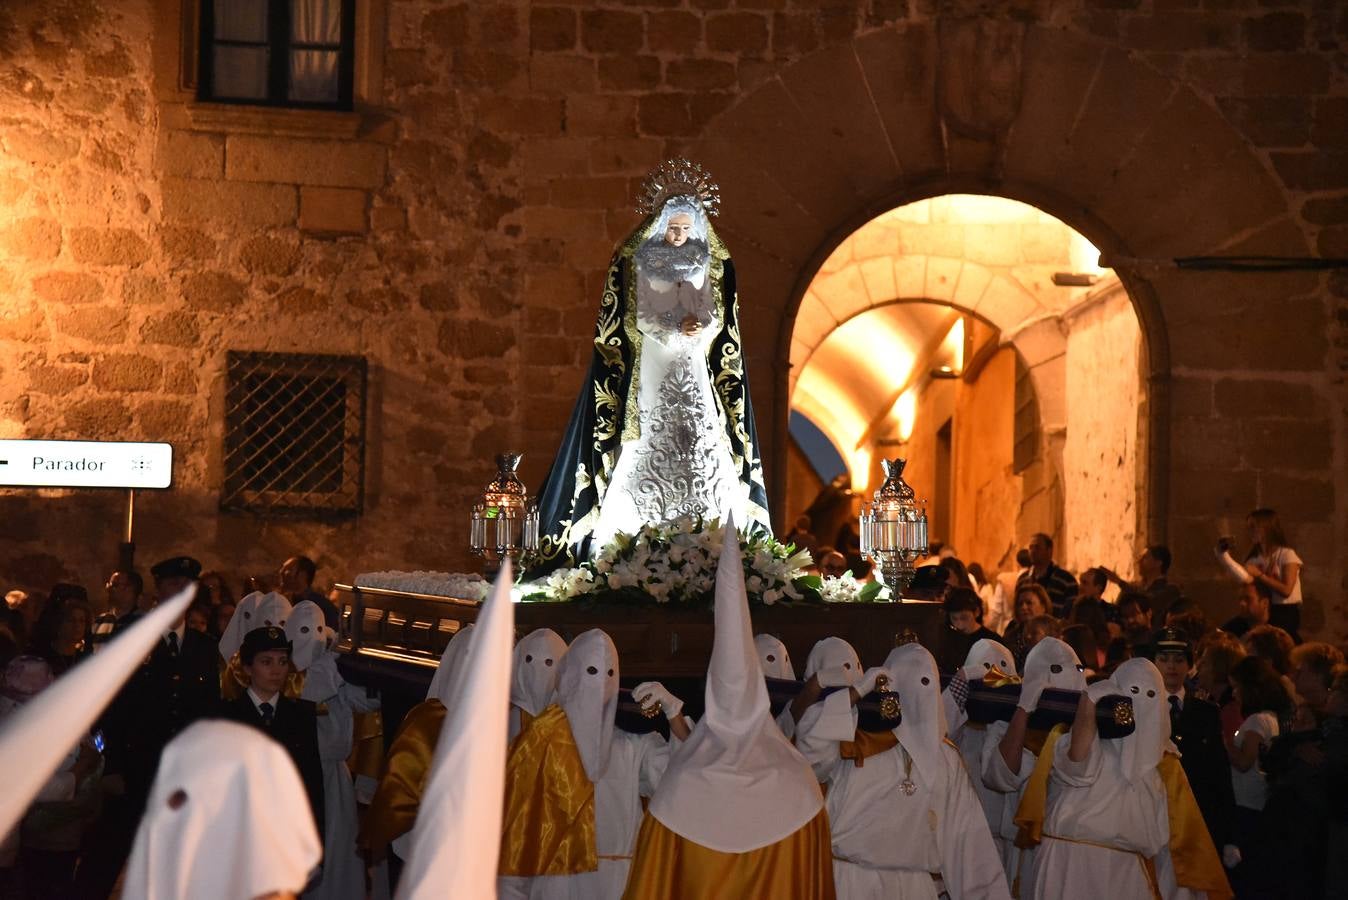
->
0;440;173;489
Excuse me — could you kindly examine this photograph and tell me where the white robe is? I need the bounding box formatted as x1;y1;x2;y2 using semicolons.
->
499;729;670;900
1031;733;1168;900
590;271;750;550
979;719;1037;898
302;653;381;900
796;702;1010;900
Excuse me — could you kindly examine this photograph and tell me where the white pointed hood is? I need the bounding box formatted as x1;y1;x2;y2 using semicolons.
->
255;591;292;629
426;624;475;705
218;590;263;661
285;600;334;673
754;634;795;680
511;628;568;718
883;642;947;785
802;636;862;684
121;720;321;900
1105;657;1169;782
960;638;1016;681
555;628;619;783
396;561;516;899
647;521;824;852
1022;636;1086;692
286;600;340;702
0;584;195;837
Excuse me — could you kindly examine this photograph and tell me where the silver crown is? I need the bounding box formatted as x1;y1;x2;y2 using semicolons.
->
636;158;720;218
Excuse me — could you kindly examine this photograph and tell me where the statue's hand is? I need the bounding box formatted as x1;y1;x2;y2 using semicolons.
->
680;313;702;336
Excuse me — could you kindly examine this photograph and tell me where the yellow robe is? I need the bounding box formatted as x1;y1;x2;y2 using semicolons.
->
359;699;444;854
621;807;835;900
498;704;597;877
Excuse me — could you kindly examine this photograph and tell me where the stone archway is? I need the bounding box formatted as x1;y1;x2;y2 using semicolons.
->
679;21;1308;552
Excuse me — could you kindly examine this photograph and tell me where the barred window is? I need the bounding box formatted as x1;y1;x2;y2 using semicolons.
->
222;351;367;517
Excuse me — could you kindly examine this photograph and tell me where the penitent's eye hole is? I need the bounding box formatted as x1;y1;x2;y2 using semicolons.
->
243;611;251;619
766;654;776;663
607;668;614;677
586;666;598;675
1050;664;1063;674
983;662;992;670
544;658;553;666
1130;686;1140;694
525;654;533;664
1146;689;1156;698
1076;664;1085;672
921;676;930;685
843;662;852;670
300;626;310;634
167;789;188;811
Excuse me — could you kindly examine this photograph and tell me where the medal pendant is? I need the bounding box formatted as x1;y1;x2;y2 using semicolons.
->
900;779;917;796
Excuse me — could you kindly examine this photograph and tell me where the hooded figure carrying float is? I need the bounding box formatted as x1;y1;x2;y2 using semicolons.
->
532;159;772;573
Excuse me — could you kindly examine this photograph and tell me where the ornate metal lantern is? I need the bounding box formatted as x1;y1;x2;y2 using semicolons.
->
859;458;929;598
469;453;539;578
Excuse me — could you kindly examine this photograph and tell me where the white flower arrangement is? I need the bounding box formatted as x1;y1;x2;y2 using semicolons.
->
527;516;814;607
813;572;889;604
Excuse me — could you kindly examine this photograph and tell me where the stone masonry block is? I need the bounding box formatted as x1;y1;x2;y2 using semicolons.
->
226;136;387;189
157;130;223;178
64;398;132;435
706;12;770;53
162;177;297;227
181;271;247;312
1242;419;1331;470
582;10;642;53
0;218;61;260
55;306;128;343
1257;472;1334;522
68;227;150;266
92;354;162;392
140;311;200;347
299;187;368;235
33;272;102;305
530;7;576;52
1213;378;1325;420
26;362;89;395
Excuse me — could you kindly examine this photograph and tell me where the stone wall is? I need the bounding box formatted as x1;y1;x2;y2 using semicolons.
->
1062;287;1142;576
0;0;1344;644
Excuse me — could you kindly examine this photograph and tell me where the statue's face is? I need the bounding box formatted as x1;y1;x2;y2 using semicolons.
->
664;212;694;247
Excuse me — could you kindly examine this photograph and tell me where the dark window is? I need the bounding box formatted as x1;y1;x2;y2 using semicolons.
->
198;0;356;110
222;351;367;518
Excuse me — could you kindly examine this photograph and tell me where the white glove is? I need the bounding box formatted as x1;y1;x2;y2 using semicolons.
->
854;667;889;699
1017;673;1048;714
1085;679;1116;705
1215;549;1254;584
815;665;858;689
632;681;683;719
1221;844;1242;869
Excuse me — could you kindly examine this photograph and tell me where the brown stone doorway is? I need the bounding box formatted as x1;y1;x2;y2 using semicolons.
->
783;195;1147;580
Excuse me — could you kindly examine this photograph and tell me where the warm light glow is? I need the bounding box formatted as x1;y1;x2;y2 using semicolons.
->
939;317;964;374
850;447;871;493
1069;230;1107;276
893;389;917;442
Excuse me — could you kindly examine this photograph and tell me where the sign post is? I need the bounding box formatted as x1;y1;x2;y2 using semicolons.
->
0;439;174;570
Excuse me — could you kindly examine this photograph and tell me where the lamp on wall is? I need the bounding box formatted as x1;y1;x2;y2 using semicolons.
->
469;453;538;580
859;458;928;597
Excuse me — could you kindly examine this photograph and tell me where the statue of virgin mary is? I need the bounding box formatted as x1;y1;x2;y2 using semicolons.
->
532;159;773;573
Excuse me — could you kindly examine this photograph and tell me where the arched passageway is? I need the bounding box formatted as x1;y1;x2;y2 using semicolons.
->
786;195;1143;575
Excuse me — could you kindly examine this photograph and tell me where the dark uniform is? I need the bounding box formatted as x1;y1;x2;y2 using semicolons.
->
77;556;220;897
215;626;326;839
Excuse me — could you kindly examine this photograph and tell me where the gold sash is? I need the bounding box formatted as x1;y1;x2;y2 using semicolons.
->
347;710;385;782
838;729;899;768
498;704;597;877
1158;754;1233;899
358;699;444;852
621;808;836;900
